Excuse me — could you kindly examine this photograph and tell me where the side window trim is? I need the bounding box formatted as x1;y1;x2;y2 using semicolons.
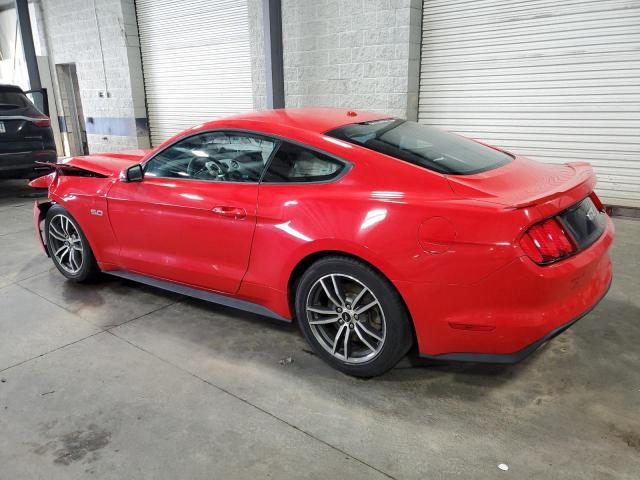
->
259;140;352;185
142;128;351;185
142;129;281;183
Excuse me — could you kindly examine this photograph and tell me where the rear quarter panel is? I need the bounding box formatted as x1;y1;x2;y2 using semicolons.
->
244;141;532;318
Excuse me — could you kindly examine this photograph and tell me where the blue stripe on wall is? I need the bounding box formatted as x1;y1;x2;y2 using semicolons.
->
57;116;148;137
84;117;149;137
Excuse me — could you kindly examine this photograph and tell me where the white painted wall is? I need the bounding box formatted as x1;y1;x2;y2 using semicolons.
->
249;0;422;119
35;0;149;153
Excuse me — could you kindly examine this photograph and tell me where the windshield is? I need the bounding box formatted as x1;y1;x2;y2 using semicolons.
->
326;119;513;175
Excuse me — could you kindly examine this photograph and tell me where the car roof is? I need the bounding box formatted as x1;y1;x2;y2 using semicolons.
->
0;84;24;93
208;108;391;134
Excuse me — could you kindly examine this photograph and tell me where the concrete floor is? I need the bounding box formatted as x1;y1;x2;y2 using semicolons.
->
0;179;638;480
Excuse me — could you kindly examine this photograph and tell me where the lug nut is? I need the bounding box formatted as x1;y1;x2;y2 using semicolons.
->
337;307;342;313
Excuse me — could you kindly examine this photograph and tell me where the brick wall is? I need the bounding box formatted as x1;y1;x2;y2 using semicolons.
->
249;0;422;119
35;0;149;154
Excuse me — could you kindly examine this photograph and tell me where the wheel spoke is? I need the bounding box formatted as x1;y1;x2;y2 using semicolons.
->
354;323;376;353
57;246;70;265
70;249;79;270
358;322;383;342
49;231;66;241
61;217;70;236
54;245;67;257
332;324;347;354
320;278;342;308
306;306;336;315
343;327;350;359
351;286;368;309
355;300;379;315
309;316;340;325
330;275;346;307
49;223;66;240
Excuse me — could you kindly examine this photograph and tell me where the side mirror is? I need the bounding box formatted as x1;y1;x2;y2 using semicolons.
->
124;164;144;182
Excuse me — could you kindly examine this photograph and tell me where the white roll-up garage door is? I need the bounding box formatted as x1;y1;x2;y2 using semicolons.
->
136;0;253;146
419;0;640;208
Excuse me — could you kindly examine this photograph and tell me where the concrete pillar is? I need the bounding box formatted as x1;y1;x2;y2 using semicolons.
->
14;0;41;92
263;0;284;109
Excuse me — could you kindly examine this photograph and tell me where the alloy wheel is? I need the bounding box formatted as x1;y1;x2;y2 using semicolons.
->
305;274;386;364
48;214;84;275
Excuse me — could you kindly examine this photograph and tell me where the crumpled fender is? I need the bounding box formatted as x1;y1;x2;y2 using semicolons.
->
33;200;54;256
28;172;56;189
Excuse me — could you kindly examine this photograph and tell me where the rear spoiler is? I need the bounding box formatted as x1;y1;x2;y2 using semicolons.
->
511;162;596;209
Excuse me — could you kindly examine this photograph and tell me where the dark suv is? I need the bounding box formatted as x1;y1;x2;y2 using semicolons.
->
0;84;56;179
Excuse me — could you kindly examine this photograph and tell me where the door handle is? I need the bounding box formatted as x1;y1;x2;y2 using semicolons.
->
212;206;246;220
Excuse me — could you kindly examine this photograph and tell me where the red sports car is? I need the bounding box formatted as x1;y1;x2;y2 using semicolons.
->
29;108;613;377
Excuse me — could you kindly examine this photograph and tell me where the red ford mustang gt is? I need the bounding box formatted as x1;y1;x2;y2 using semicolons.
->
29;108;613;377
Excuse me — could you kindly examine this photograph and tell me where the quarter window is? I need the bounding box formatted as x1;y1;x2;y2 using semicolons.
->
262;142;345;183
145;131;277;182
327;119;513;175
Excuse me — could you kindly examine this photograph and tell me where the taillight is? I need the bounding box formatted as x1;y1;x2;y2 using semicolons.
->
31;114;50;128
520;218;576;264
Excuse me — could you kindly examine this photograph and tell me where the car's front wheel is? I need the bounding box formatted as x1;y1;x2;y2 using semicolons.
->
45;205;99;282
295;256;413;377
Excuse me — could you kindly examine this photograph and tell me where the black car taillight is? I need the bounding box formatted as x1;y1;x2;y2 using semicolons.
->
520;217;576;264
31;114;51;128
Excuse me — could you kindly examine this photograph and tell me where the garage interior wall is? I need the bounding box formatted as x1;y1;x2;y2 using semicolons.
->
0;6;28;88
136;0;254;146
418;0;640;208
35;0;149;154
248;0;423;119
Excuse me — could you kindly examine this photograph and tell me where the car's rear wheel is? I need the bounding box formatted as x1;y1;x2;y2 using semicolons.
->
295;256;413;377
45;205;99;282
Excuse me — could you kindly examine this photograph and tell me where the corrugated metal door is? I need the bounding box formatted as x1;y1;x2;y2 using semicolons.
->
136;0;253;146
419;0;640;208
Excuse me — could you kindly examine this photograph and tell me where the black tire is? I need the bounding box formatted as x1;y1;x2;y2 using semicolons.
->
295;256;413;377
45;204;100;282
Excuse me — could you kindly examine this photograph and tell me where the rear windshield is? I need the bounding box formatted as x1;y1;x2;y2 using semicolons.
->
0;89;29;110
326;119;513;175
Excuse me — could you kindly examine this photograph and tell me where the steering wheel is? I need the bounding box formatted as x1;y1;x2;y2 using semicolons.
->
187;155;228;180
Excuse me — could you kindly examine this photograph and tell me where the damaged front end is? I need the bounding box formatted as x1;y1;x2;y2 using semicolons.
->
32;200;53;256
28;161;108;256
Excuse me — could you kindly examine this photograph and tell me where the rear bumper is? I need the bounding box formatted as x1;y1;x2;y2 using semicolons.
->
400;216;614;361
0;150;56;177
419;276;611;363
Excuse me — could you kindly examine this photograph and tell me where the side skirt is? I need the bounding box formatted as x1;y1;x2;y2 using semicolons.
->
106;270;290;323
